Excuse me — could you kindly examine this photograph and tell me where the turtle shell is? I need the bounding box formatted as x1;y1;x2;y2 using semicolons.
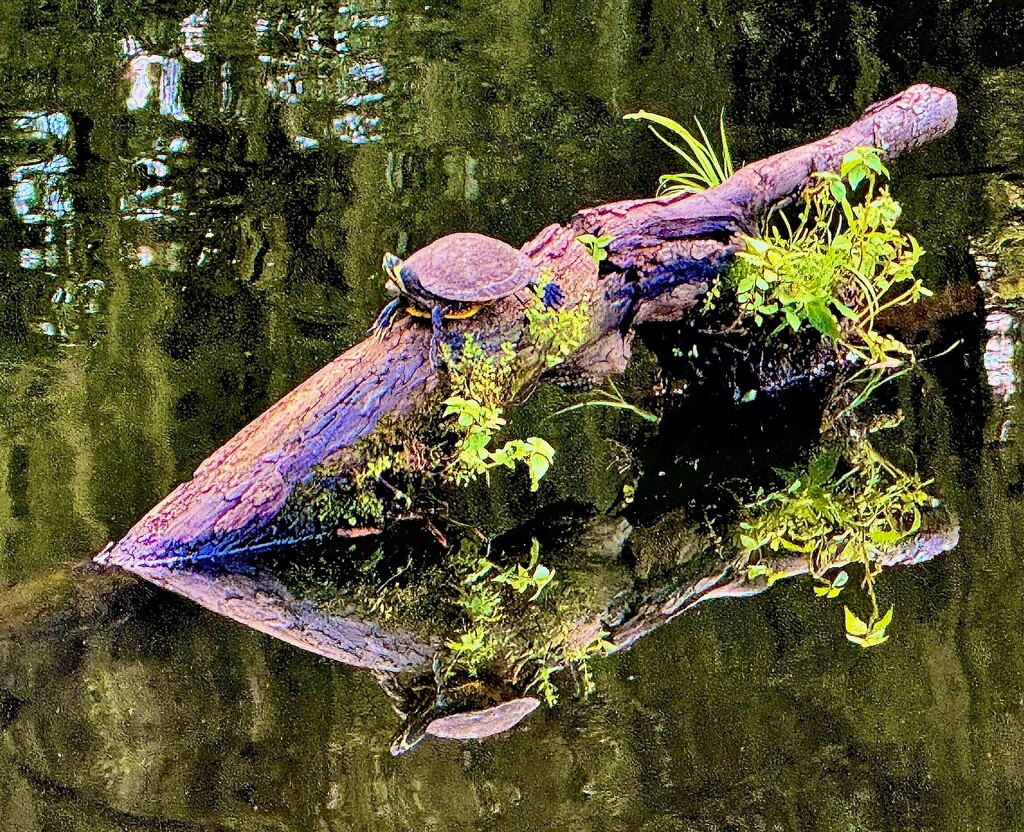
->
404;232;534;303
425;696;540;740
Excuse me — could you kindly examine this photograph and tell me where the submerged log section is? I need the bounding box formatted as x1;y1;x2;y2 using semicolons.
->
97;85;958;568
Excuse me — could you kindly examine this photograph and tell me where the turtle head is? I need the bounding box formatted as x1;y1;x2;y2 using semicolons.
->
382;253;406;297
389;716;432;757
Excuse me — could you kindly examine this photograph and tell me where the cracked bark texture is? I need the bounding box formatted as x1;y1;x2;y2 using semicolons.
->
95;85;958;569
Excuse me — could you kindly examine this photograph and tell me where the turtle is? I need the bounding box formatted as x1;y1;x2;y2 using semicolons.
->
369;232;561;360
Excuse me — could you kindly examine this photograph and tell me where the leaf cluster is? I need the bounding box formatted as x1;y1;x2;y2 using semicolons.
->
525;270;591;369
718;147;930;371
443;538;610;703
441;335;555;491
623;108;733;195
575;233;613;265
737;440;933;647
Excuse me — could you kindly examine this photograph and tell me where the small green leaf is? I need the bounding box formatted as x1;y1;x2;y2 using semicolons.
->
844;607;870;638
832;299;858;320
845;606;894;648
743;235;771;255
528;564;555;600
874;605;894;632
806;301;840;339
808;447;841;484
464;559;495;584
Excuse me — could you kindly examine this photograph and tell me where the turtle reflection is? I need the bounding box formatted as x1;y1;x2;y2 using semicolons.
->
117;432;959;755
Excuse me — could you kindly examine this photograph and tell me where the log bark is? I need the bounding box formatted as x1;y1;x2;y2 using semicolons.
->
95;85;958;569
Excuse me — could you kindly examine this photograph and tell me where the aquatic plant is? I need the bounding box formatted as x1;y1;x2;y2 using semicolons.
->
736;439;933;647
439;270;590;489
284;279;590;534
709;147;930;373
623;108;733;195
443;537;611;704
576;233;613;264
550;378;660;424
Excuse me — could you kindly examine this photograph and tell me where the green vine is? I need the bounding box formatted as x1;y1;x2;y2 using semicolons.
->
440;275;590;489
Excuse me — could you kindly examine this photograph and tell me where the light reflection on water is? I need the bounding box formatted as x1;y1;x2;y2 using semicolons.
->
7;111;87;342
254;2;388;144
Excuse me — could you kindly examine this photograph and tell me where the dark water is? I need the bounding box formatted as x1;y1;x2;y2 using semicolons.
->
2;0;1024;828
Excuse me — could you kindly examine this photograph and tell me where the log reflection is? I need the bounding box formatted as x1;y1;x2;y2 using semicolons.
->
110;509;959;754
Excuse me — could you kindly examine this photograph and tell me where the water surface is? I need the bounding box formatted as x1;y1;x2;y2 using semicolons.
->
2;0;1024;829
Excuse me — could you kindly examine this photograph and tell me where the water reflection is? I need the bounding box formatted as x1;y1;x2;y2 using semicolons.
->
1;0;1024;826
6;111;95;343
255;1;389;145
124;46;189;121
97;499;960;754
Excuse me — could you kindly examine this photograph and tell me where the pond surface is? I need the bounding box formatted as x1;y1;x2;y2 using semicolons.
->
2;0;1024;829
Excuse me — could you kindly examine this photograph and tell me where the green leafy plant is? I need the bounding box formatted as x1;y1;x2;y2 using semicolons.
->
551;378;660;424
736;440;934;647
712;146;930;372
488;436;556;492
576;233;613;264
525;270;591;368
624;108;733;195
492;539;556;600
441;336;555;491
844;605;893;647
813;569;849;599
439;272;590;489
436;537;613;703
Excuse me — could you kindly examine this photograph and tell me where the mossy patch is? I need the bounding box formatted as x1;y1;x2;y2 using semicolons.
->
278;273;593;539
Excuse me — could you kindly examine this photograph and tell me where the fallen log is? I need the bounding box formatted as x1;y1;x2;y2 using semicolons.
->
95;85;958;569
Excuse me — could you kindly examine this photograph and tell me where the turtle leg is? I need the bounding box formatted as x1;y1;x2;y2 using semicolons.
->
429;305;448;368
368;298;403;337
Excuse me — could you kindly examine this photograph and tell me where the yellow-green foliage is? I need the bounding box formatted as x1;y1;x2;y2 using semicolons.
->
575;233;613;264
300;425;432;530
623;108;734;195
441;335;556;491
525;270;591;368
736;439;933;647
709;147;930;370
299;270;591;528
444;538;611;705
441;281;589;490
